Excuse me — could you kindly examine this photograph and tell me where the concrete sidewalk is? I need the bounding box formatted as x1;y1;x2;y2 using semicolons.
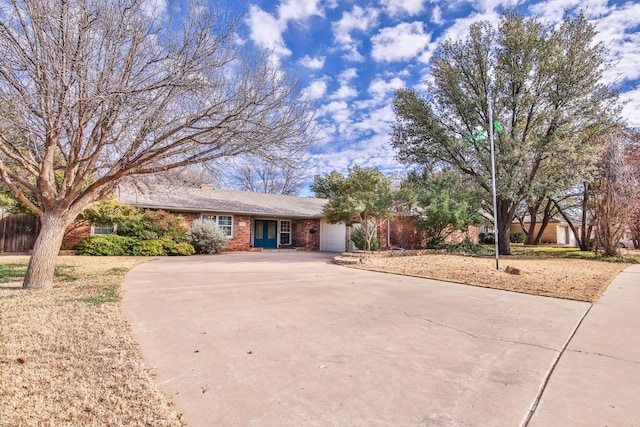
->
528;264;640;426
121;253;639;426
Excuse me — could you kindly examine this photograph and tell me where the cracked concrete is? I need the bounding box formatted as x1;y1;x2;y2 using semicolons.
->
121;252;639;426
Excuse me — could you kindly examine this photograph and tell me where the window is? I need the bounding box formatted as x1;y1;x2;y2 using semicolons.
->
91;224;116;236
280;220;291;245
201;214;233;237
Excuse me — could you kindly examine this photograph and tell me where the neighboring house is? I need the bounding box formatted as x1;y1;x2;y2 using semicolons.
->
510;219;581;246
65;184;350;253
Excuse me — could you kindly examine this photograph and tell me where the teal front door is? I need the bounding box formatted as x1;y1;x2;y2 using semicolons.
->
254;220;278;248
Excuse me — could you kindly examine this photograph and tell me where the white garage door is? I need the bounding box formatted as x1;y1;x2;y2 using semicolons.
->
320;220;347;252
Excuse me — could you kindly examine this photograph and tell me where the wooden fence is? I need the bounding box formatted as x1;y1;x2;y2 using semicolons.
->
0;213;41;253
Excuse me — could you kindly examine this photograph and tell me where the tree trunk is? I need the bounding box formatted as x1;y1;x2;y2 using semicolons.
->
23;213;69;290
496;198;516;255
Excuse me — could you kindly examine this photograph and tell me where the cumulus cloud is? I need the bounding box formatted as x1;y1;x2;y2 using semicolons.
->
278;0;324;21
302;78;329;101
620;87;640;128
431;5;444;25
298;54;326;69
332;5;380;61
381;0;426;17
371;22;431;62
141;0;167;21
246;5;290;56
338;68;358;83
368;77;406;100
593;2;640;84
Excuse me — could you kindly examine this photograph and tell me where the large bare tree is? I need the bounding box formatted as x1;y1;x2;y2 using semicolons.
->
227;156;309;195
0;0;314;289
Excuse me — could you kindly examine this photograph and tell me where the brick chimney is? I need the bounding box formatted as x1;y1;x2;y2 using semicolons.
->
200;183;214;190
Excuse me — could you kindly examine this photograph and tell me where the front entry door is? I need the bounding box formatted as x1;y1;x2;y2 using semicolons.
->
254;220;278;249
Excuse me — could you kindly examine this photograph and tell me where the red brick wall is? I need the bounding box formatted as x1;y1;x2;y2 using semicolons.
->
227;215;251;251
292;219;320;250
387;214;425;249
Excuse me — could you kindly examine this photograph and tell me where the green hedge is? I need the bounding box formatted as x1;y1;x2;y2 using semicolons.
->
509;231;526;243
77;235;194;256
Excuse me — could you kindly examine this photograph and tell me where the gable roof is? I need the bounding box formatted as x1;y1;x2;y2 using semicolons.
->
117;185;327;218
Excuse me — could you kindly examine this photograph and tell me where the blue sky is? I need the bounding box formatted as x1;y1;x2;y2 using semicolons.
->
204;0;640;191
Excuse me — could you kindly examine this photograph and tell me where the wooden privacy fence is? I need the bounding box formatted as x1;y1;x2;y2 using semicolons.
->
0;213;41;253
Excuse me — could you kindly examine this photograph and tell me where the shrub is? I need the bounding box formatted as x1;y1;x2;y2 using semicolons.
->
167;242;196;256
479;232;495;244
444;238;492;255
350;226;379;251
187;221;228;254
132;239;166;256
76;235;137;256
118;209;187;241
509;231;526;243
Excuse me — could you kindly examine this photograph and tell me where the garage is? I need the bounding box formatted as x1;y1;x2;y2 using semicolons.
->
319;220;347;252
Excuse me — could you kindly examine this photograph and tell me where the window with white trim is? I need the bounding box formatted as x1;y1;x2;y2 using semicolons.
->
201;214;233;237
91;224;117;236
280;220;291;245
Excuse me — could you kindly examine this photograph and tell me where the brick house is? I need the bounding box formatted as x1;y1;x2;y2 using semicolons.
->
64;184;349;253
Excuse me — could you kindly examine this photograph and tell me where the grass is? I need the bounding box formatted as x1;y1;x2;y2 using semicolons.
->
0;263;28;282
75;281;120;306
0;255;183;426
510;245;640;263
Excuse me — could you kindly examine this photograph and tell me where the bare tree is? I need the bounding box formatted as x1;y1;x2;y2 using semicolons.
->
227;156;308;195
0;0;314;289
592;129;640;255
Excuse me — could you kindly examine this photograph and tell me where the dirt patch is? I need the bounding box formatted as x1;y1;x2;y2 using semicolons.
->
351;254;629;303
0;256;184;426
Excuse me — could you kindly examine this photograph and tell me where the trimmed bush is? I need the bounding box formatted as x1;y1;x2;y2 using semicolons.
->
509;231;526;243
132;239;166;256
187;221;228;254
350;226;379;251
167;242;196;256
479;232;495;244
76;235;137;256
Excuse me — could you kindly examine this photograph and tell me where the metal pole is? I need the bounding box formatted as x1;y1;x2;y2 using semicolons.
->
488;95;500;270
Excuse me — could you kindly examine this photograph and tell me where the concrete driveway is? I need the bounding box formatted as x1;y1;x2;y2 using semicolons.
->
121;252;640;426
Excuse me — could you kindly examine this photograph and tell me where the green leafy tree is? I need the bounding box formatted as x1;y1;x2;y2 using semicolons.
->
407;170;484;248
0;0;313;289
391;12;620;255
82;199;143;229
311;171;347;199
320;166;411;251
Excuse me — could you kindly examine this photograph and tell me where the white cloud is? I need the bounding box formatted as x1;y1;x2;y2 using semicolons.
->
371;22;431;62
302;78;328;101
246;5;291;57
298;54;326;69
141;0;167;21
431;5;443;25
332;5;380;60
277;0;324;21
338;68;358;83
329;84;358;100
368;77;406;99
381;0;426;17
593;2;640;84
621;86;640;128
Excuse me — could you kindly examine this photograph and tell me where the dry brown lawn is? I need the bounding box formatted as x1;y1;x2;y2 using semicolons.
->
0;252;632;425
0;256;184;427
351;253;630;303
